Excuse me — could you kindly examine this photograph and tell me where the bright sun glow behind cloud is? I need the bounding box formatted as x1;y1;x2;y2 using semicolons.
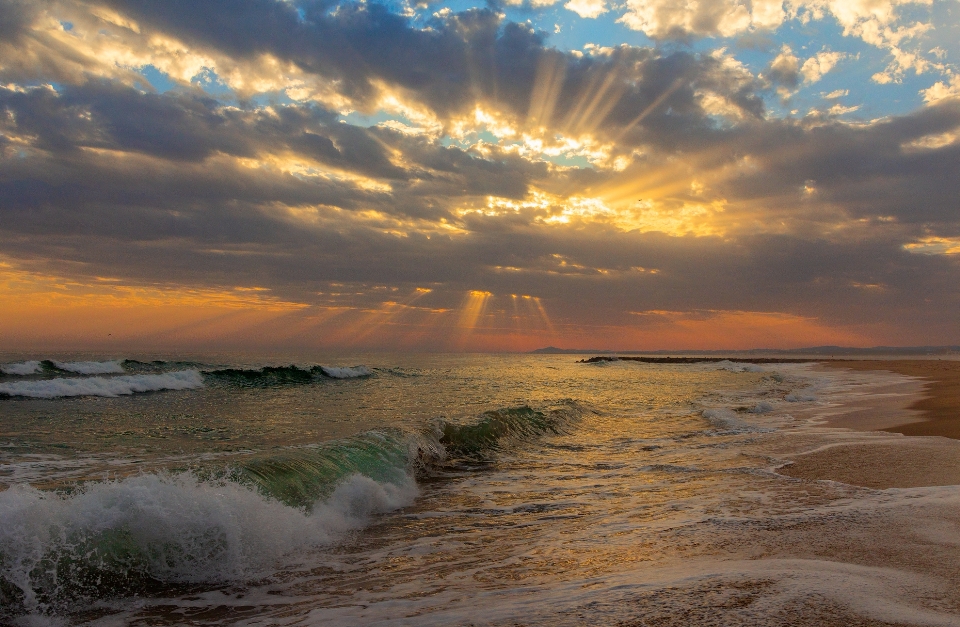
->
1;0;959;350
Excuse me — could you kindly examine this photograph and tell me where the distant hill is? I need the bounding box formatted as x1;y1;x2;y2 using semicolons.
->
531;345;960;356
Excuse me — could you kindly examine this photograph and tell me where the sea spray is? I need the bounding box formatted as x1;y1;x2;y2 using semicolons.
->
0;471;418;616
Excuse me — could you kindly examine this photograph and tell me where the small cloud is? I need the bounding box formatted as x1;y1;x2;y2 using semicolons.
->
565;0;608;19
828;103;860;115
922;75;960;104
822;89;849;99
583;43;615;56
801;50;846;84
902;131;960;151
766;45;801;88
903;237;960;256
872;68;899;84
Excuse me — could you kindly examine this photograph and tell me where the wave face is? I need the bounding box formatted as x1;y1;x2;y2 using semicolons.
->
204;365;320;386
0;370;204;399
50;360;125;375
203;364;372;387
233;431;435;508
0;361;42;376
0;472;417;615
438;403;582;459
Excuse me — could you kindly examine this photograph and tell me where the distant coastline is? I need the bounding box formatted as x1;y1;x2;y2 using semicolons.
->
531;345;960;356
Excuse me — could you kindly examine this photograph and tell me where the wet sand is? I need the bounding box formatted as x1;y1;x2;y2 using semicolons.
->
827;360;960;439
779;360;960;489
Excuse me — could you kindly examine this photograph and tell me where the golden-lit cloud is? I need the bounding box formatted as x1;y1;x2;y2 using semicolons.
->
2;0;959;352
903;237;960;255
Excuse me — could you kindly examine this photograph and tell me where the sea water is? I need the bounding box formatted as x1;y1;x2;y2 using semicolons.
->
2;353;960;625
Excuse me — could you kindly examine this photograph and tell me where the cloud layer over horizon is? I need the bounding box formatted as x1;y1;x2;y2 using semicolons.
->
1;0;959;351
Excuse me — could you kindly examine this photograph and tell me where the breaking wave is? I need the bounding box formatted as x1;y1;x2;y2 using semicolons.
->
0;402;583;615
0;370;204;399
50;360;125;375
438;404;581;458
318;365;372;379
0;361;42;376
203;364;372;387
0;360;375;398
0;472;417;615
714;360;766;373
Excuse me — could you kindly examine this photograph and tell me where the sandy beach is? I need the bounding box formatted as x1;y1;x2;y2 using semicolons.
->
779;360;960;489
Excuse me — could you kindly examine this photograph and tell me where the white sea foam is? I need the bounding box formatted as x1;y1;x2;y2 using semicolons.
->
702;408;764;432
320;365;372;379
0;370;204;399
0;472;417;611
52;360;125;375
714;360;765;373
751;401;776;413
0;361;42;376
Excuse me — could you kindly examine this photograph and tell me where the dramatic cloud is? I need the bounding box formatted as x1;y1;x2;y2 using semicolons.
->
0;0;959;350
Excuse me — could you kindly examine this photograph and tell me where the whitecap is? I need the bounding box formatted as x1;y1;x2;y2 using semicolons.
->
714;360;765;373
0;370;204;399
319;365;372;379
52;360;125;375
0;361;41;376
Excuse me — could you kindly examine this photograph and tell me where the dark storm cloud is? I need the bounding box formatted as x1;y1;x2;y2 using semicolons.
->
714;99;960;227
97;0;509;114
0;0;38;41
0;83;409;179
7;204;958;342
92;0;763;142
371;127;548;199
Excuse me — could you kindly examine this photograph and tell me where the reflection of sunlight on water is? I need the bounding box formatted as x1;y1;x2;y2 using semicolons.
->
12;359;950;626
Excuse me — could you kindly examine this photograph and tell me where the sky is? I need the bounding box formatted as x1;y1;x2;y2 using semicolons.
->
1;0;959;352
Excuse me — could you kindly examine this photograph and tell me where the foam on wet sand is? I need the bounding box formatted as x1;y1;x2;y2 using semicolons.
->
778;360;960;489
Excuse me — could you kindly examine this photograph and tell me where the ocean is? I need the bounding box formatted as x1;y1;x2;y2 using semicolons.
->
2;353;960;626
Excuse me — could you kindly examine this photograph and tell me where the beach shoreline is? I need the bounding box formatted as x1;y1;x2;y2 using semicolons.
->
777;359;960;489
823;359;960;438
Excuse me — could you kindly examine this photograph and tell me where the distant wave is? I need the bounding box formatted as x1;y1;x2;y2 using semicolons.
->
0;361;42;376
0;360;375;397
318;365;372;379
1;360;126;376
204;364;372;386
50;360;125;375
713;360;765;373
0;370;204;399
